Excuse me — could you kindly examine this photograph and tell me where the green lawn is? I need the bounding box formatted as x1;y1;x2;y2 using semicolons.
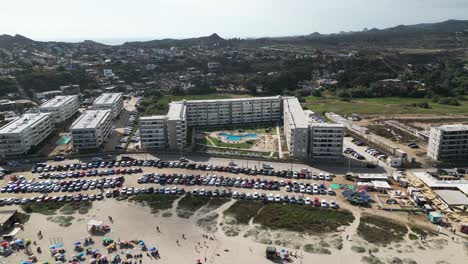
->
303;96;468;115
208;136;257;149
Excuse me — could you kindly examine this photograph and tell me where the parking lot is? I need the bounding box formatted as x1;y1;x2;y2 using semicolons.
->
0;158;353;209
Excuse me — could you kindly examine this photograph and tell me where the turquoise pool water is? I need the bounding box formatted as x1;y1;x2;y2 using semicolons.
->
218;132;257;141
56;136;72;145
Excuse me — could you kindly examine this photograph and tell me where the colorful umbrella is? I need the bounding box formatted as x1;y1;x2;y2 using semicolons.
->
149;247;156;252
74;242;81;246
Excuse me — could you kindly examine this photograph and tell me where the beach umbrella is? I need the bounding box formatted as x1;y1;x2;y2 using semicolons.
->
56;244;63;248
21;262;31;264
125;250;131;255
196;258;201;263
0;241;9;247
49;245;56;250
77;252;84;258
54;253;61;257
15;239;24;244
149;247;156;252
101;255;108;260
74;241;81;245
280;248;286;253
138;240;145;245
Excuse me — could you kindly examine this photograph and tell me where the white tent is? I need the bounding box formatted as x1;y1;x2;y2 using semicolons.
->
87;219;103;231
372;181;391;191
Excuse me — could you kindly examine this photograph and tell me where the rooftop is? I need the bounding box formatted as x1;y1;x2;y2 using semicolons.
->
93;93;122;105
0;210;16;225
436;124;468;132
283;97;308;128
434;190;468;206
412;171;468;196
167;102;186;121
0;113;50;134
140;115;166;121
70;110;111;130
39;95;77;109
178;95;281;104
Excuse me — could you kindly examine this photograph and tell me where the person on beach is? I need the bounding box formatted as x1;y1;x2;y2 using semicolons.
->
156;226;160;232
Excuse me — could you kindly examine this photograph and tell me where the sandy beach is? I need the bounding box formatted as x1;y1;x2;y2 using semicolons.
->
3;197;467;264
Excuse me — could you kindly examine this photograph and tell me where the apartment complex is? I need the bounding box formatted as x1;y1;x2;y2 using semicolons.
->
0;113;54;156
92;93;123;118
38;95;79;124
140;96;344;159
139;116;167;149
70;110;113;150
427;124;468;161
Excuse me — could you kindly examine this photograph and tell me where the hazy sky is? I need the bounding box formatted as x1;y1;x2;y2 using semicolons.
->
1;0;467;43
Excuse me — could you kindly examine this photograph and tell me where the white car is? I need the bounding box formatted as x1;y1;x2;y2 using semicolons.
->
285;185;291;192
305;197;312;205
330;200;338;209
199;189;206;196
274;194;282;203
267;193;274;202
321;199;328;208
232;191;239;199
252;192;259;200
325;175;332;181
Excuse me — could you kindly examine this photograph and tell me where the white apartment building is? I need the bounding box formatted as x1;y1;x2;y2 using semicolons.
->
166;102;187;150
139;116;167;149
184;96;282;126
93;93;123;118
427;124;468;161
0;113;54;156
283;97;309;159
70;110;113;150
38;95;79;124
309;123;344;159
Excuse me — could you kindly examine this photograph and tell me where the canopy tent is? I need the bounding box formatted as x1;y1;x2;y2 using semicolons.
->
87;220;103;231
342;189;371;204
372;181;391;191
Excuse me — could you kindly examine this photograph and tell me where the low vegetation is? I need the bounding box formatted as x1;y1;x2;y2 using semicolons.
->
303;95;468;115
15;212;31;224
208;136;257;149
60;201;92;215
223;200;264;224
46;215;75;227
254;204;355;234
21;202;91;215
129;194;178;214
303;243;331;254
357;214;408;246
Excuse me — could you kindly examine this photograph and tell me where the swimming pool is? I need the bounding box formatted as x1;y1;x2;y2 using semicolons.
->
56;136;72;145
218;132;257;141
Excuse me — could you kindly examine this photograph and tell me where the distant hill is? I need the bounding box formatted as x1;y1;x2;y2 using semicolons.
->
122;33;226;48
0;19;466;51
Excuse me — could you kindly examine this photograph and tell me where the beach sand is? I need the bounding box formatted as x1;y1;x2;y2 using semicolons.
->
3;198;467;264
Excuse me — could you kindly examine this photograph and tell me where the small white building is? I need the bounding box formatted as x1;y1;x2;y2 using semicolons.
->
0;113;54;156
92;93;123;119
38;95;79;124
70;110;113;150
387;156;402;167
103;69;114;77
